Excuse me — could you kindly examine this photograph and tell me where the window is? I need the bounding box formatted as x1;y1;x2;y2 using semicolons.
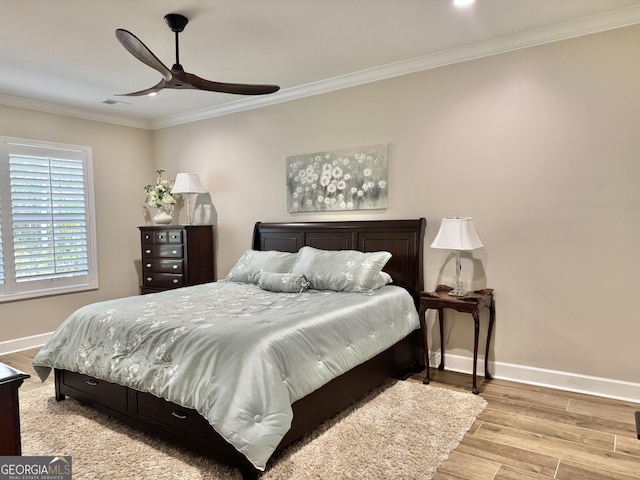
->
0;136;98;302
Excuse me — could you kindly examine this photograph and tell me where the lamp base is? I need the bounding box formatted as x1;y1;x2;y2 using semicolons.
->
448;280;466;297
448;251;466;296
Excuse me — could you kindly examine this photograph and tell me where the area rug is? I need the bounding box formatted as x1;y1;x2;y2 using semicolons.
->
20;380;487;479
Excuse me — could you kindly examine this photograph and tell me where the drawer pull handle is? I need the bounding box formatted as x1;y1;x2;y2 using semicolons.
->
171;411;187;420
172;250;178;254
145;249;151;254
86;379;99;386
172;265;178;269
146;277;153;282
146;263;152;268
172;279;179;284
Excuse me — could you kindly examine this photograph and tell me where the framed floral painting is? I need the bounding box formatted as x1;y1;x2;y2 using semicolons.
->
286;144;388;213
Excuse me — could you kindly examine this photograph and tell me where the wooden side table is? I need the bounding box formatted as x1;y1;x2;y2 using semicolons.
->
419;285;495;394
0;363;30;455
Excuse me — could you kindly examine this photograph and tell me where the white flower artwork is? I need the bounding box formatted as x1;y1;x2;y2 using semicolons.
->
286;144;388;213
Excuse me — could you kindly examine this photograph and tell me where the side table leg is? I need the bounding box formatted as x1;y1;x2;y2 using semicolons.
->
472;311;480;395
438;308;445;371
419;305;430;384
485;300;495;380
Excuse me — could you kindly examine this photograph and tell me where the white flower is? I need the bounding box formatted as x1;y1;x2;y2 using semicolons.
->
144;170;176;210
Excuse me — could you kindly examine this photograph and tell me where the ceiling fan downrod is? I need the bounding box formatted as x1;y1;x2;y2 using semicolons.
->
165;13;188;70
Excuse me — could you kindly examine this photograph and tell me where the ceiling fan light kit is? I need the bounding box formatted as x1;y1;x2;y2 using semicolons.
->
115;13;280;97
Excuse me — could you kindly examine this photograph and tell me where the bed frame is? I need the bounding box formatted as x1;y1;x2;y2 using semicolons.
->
54;218;426;479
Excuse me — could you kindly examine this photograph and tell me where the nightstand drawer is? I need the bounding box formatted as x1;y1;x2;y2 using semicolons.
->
143;273;184;288
143;259;183;274
142;245;184;258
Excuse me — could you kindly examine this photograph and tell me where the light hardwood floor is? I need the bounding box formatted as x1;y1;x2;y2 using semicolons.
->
3;349;640;479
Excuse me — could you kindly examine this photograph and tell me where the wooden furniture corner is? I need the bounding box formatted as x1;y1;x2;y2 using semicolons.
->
419;284;495;394
0;363;30;455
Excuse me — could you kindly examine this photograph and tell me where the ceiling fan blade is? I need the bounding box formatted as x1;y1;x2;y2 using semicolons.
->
115;16;280;98
115;79;166;97
184;72;280;95
115;29;172;82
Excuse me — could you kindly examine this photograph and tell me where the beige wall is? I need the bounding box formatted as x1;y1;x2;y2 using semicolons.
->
1;25;638;393
154;25;640;386
0;106;154;341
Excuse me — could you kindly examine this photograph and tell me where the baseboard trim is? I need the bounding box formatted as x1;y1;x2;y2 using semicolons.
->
4;334;639;403
0;332;53;355
430;353;640;403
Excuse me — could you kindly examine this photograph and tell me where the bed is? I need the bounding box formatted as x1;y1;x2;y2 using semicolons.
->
33;218;426;479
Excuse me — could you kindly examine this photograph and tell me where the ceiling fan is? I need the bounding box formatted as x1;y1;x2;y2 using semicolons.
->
115;13;280;97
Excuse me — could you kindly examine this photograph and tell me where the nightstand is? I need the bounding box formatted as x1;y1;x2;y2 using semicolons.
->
418;285;495;394
0;363;30;455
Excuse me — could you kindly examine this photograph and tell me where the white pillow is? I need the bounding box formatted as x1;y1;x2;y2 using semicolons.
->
373;271;393;290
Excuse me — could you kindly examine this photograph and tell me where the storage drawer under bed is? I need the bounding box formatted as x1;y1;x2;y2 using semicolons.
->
132;391;215;439
57;370;129;415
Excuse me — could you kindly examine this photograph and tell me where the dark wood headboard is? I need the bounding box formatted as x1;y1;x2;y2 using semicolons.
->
252;218;426;304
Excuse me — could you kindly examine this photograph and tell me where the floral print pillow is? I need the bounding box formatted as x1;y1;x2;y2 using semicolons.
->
224;250;298;284
290;246;391;295
258;272;310;293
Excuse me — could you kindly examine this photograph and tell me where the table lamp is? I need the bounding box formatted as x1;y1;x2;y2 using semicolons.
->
431;217;483;296
171;173;206;225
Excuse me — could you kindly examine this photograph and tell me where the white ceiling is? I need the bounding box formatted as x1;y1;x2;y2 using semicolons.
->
2;0;640;130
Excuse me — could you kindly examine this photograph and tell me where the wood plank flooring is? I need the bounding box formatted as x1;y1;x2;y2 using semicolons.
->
3;349;639;479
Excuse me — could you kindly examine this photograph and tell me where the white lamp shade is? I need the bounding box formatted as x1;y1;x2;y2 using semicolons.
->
431;217;484;251
171;173;206;194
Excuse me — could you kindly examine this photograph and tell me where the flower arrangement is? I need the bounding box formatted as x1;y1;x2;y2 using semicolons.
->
144;169;176;211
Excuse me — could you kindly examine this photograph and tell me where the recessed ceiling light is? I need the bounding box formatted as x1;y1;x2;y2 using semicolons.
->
454;0;475;6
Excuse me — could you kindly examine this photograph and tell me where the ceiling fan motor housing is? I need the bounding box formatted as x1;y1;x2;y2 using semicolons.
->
165;14;188;33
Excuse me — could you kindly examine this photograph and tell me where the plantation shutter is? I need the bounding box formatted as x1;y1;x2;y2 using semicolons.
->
0;137;97;301
10;153;89;282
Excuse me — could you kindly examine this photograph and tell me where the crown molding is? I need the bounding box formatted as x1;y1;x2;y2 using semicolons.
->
150;4;640;129
2;5;640;131
0;93;152;130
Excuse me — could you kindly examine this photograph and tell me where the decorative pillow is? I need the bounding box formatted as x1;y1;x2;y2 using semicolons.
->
290;246;392;294
224;250;298;284
373;271;393;290
258;272;310;293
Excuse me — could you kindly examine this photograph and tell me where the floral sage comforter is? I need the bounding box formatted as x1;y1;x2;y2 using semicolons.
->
33;281;419;470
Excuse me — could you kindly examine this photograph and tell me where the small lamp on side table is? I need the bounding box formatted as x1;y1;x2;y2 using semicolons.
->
431;217;483;297
171;173;207;225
